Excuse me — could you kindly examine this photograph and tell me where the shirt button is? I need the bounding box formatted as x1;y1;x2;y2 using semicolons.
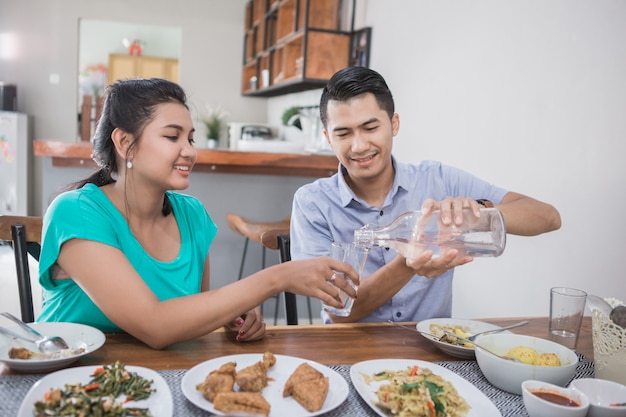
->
380;210;384;216
396;312;402;318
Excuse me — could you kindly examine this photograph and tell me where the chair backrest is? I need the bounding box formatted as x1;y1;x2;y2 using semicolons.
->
0;215;43;323
260;228;299;325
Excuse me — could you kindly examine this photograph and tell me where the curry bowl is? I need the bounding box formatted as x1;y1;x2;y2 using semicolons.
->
522;380;589;417
475;333;578;394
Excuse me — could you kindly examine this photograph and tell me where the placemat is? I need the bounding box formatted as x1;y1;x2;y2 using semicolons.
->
0;354;594;416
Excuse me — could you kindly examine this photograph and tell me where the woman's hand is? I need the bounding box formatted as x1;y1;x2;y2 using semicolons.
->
277;257;359;309
225;308;266;342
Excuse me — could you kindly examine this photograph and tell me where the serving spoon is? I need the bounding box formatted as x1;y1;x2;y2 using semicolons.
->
443;331;521;363
466;320;529;342
1;312;69;353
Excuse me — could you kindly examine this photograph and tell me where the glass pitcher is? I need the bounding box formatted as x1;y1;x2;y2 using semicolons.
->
353;208;506;260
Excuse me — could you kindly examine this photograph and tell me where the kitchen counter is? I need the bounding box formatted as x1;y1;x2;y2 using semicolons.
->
33;140;338;177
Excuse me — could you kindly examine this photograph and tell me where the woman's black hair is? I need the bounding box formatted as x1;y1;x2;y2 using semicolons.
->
319;67;394;128
64;78;188;216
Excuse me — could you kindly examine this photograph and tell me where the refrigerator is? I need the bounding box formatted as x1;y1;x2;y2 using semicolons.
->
0;111;30;215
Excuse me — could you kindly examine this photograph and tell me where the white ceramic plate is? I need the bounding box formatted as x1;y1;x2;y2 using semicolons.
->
17;364;173;417
351;359;502;417
416;318;508;359
0;322;105;372
181;353;349;417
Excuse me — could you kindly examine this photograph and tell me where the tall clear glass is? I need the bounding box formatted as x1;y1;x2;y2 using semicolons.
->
322;242;369;317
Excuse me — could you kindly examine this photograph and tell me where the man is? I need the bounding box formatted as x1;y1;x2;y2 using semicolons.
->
290;67;561;323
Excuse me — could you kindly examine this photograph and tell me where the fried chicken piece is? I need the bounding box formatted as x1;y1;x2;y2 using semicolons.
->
8;346;37;359
235;361;269;392
283;362;323;397
263;351;276;368
283;363;329;411
292;375;329;412
213;392;271;417
196;361;236;402
234;352;277;392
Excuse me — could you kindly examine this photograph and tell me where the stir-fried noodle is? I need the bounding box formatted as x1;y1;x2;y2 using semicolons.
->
368;365;470;417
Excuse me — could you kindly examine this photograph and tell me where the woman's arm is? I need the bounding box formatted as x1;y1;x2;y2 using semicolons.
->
58;239;356;349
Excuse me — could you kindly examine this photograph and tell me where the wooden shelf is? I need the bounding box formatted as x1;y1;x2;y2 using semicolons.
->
33;140;338;178
241;0;368;97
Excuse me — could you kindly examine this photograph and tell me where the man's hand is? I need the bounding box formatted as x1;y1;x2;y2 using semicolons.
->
404;247;473;278
422;197;482;226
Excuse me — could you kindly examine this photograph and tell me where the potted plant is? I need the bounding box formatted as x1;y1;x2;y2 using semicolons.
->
203;104;228;147
281;106;302;130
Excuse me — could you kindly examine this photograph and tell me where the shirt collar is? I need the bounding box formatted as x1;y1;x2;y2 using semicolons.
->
337;156;410;208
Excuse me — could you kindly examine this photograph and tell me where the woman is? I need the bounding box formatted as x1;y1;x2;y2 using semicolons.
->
37;78;357;349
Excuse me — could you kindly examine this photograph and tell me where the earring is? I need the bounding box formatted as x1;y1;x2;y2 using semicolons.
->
126;160;133;169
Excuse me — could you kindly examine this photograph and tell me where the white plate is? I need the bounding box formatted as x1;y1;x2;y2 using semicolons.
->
350;359;502;417
416;318;508;359
181;353;349;417
17;364;173;417
0;322;105;372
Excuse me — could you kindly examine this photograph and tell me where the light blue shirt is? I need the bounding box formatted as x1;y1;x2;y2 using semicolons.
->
37;184;217;332
291;158;508;323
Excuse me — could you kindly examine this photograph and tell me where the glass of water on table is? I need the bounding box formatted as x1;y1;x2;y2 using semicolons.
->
322;242;369;317
549;287;587;350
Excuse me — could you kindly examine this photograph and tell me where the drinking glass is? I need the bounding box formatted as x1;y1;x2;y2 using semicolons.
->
322;242;369;317
549;287;587;350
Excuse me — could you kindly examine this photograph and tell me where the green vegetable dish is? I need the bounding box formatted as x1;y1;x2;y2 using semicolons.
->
33;361;156;417
371;365;471;417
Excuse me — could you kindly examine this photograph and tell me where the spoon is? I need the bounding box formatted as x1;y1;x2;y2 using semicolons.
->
466;320;529;342
387;320;443;340
0;325;45;346
1;312;70;353
443;331;521;363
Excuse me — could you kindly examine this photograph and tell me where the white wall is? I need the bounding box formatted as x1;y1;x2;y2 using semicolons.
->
348;0;626;317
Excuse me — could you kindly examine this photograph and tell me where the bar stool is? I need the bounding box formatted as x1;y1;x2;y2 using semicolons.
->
226;213;291;324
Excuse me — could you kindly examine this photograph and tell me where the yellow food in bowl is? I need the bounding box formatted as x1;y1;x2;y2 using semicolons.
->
534;353;561;367
507;346;538;365
506;346;562;366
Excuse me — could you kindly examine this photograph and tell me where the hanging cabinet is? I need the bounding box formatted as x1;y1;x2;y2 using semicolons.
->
107;54;179;85
241;0;370;97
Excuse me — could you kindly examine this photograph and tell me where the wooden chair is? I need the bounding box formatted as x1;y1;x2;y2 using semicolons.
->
260;228;313;325
0;215;43;323
226;213;291;325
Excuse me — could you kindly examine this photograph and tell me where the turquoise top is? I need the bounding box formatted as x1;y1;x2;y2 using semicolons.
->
37;183;217;333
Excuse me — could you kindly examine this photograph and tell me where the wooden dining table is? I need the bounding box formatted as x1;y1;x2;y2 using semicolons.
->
0;316;595;416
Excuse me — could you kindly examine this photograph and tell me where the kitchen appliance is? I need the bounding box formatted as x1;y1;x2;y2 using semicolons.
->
228;122;306;153
0;84;17;111
0;111;30;214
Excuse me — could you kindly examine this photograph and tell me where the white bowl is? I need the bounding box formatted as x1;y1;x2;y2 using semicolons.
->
522;380;589;417
569;378;626;417
475;333;578;394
